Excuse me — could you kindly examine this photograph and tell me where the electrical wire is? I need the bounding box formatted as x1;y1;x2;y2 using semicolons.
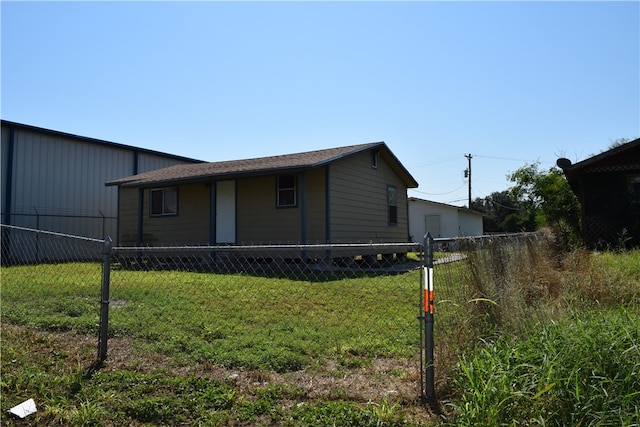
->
485;199;523;212
445;198;468;204
410;183;466;196
406;155;461;169
474;154;554;164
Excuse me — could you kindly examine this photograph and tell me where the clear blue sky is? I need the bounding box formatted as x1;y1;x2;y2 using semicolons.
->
2;1;639;206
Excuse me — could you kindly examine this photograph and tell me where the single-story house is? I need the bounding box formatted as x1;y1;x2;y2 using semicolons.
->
107;142;419;253
557;137;640;249
408;197;484;242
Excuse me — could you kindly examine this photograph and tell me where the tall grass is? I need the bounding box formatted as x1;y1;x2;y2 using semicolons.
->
450;308;639;425
440;234;640;426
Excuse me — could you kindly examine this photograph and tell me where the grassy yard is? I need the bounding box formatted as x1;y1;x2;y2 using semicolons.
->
2;262;430;426
2;245;639;426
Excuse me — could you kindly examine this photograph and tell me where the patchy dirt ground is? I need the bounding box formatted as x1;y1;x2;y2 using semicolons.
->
2;324;445;425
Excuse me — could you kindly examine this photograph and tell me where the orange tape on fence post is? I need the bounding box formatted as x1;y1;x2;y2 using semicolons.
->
424;266;434;314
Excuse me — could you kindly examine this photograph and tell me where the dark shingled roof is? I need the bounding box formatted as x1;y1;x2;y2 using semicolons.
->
107;141;418;188
557;137;640;182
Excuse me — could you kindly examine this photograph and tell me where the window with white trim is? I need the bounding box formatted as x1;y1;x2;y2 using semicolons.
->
277;175;297;208
150;187;178;216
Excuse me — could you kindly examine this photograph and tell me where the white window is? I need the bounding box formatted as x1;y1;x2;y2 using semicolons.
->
150;187;178;216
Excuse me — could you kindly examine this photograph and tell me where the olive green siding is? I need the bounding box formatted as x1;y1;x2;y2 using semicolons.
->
236;168;326;243
329;151;408;243
305;168;328;243
237;176;298;243
118;184;210;245
118;187;139;245
144;184;210;245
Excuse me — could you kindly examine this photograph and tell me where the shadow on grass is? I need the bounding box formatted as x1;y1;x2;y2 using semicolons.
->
112;254;422;282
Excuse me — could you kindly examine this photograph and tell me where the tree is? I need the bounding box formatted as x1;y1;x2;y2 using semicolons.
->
507;162;581;245
606;137;632;150
471;190;530;232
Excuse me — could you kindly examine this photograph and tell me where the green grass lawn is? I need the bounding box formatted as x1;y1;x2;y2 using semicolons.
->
2;262;430;426
2;264;422;372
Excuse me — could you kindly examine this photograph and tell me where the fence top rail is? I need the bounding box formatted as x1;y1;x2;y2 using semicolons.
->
4;212;117;219
0;223;104;243
431;231;538;243
112;242;422;253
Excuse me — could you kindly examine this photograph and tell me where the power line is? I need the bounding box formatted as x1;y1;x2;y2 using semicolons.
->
474;154;554;164
410;183;467;196
487;199;523;212
406;155;461;169
445;198;468;204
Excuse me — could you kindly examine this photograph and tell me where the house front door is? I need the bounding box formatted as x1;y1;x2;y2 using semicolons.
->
216;180;236;244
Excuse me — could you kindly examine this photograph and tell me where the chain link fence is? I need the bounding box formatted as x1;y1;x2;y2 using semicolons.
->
1;224;545;410
1;224;106;390
101;240;426;403
3;209;117;241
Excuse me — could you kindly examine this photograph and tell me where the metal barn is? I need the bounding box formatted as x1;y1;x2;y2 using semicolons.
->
408;197;484;242
1;120;202;241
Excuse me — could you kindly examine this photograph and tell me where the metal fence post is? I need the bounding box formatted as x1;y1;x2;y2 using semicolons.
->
34;207;40;262
99;210;106;242
98;236;112;363
421;232;436;402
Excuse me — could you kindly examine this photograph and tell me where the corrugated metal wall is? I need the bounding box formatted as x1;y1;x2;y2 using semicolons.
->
1;126;11;217
1;121;201;240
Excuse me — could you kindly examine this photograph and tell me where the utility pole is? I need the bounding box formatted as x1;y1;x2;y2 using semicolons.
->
465;154;472;208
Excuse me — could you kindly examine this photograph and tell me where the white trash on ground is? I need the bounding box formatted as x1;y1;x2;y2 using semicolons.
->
8;398;37;418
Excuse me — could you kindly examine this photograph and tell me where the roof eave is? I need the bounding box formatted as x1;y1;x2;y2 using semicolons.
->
2;119;204;164
115;165;314;188
107;141;419;189
562;138;640;173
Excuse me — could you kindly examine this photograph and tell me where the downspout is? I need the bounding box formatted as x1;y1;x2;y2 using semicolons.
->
125;151;140;247
325;165;331;243
209;183;216;245
115;190;121;245
300;173;307;244
3;128;15;225
405;189;411;242
325;165;332;262
233;181;238;244
137;188;144;246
